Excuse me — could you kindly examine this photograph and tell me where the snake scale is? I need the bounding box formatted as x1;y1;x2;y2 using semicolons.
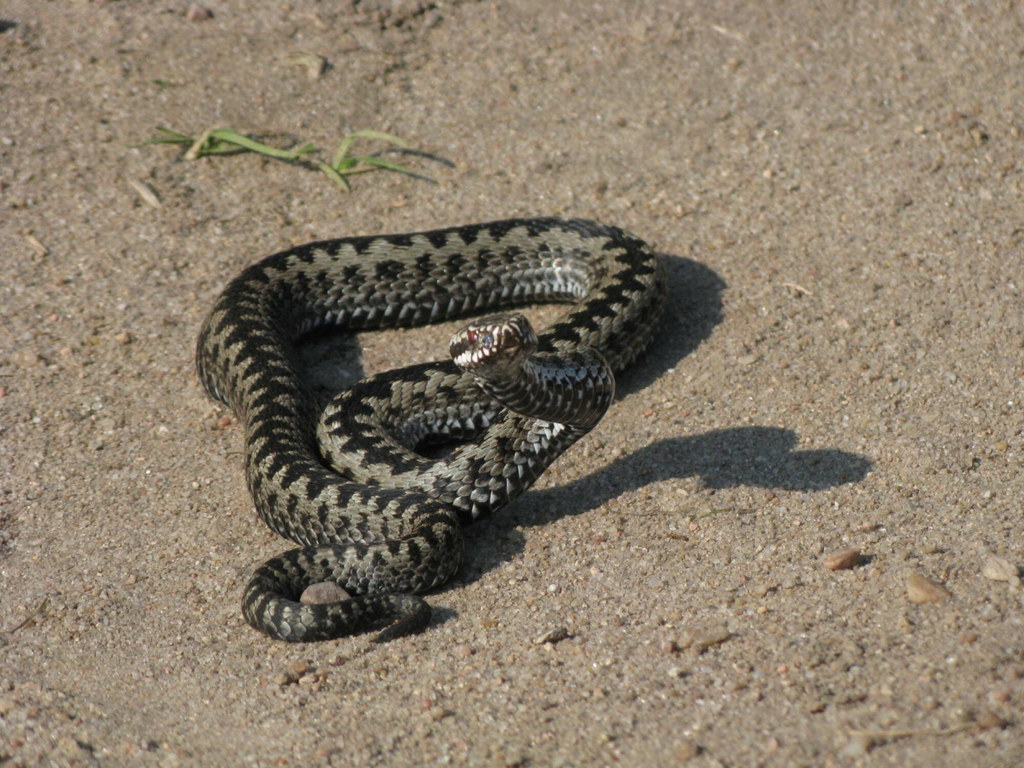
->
196;218;666;641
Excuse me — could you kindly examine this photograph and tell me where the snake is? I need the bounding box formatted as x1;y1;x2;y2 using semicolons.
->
195;218;666;642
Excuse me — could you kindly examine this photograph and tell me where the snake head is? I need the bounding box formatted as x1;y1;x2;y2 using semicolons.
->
449;313;539;375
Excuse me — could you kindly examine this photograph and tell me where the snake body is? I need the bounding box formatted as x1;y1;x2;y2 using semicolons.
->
196;218;666;641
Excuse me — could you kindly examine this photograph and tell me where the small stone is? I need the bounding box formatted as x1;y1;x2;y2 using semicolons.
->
981;555;1019;582
300;582;350;604
14;349;42;368
660;638;680;654
906;572;952;604
276;660;312;686
298;673;320;687
534;626;570;645
185;4;214;21
696;628;731;651
285;52;328;81
679;625;731;652
824;548;862;571
114;331;132;345
675;738;700;761
749;582;775;597
216;415;233;429
988;687;1012;704
974;709;1007;730
841;733;873;757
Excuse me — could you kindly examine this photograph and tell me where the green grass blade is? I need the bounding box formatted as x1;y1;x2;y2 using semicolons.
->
207;129;306;161
133;126;194;148
331;135;356;168
196;140;247;156
184;127;215;160
316;162;352;191
346;129;410;148
139;124;439;192
291;141;317;158
331;130;410;167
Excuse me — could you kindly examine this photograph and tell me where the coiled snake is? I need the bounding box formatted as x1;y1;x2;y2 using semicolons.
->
196;218;666;641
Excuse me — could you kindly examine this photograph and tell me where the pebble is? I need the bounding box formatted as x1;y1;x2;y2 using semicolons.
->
974;708;1007;730
534;626;570;645
749;582;776;597
185;4;214;21
275;660;312;686
298;673;321;688
300;582;350;604
906;572;952;604
675;738;700;761
14;348;42;368
840;733;873;757
981;554;1019;582
285;52;328;81
824;548;862;571
678;625;732;652
988;687;1012;704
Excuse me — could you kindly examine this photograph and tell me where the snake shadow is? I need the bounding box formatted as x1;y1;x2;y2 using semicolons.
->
442;253;873;586
449;426;873;584
616;251;726;396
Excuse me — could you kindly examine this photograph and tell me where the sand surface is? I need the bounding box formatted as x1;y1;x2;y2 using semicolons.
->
1;1;1022;765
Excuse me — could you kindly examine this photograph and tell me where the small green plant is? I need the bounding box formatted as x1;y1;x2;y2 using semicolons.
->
137;127;438;191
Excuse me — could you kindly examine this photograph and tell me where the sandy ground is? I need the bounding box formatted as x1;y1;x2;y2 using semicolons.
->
2;1;1023;766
